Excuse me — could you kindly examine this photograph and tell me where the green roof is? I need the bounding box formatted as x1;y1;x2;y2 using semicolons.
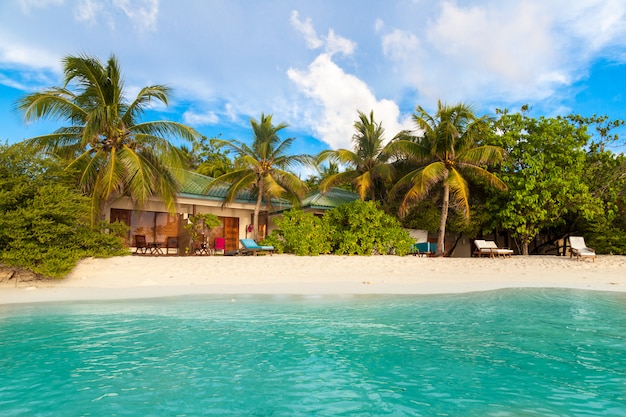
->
177;170;288;206
301;187;359;210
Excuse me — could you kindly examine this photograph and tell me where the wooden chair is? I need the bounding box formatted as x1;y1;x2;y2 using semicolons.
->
134;235;148;254
194;234;212;255
165;236;179;255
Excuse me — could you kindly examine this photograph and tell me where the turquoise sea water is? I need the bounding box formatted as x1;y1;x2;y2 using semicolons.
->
1;289;626;416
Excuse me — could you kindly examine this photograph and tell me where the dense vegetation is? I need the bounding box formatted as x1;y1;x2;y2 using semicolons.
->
3;52;626;278
263;201;413;256
0;144;127;278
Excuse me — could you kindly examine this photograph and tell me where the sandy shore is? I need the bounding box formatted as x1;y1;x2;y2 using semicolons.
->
1;254;625;304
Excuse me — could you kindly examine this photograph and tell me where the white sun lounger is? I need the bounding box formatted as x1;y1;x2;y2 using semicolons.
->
568;236;596;262
473;239;514;258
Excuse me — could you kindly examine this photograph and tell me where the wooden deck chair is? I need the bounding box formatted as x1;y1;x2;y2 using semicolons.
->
134;235;148;254
165;236;179;255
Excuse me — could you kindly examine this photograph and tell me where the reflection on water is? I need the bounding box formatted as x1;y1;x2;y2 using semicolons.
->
1;289;626;416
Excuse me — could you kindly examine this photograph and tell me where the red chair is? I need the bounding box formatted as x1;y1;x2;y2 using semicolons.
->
214;237;225;255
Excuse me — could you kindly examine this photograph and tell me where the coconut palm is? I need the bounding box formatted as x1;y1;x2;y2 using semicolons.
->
16;53;199;225
389;101;507;256
204;113;312;240
317;110;396;201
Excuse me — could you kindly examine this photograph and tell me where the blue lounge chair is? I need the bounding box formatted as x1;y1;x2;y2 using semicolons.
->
410;242;437;257
240;239;274;256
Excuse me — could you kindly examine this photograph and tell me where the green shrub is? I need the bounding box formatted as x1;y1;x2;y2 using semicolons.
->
260;232;286;254
0;144;127;278
271;209;331;255
324;200;413;255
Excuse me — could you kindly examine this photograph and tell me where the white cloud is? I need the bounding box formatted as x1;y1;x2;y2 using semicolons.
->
17;0;63;14
290;10;356;57
376;0;626;112
290;11;323;50
381;28;419;61
325;29;356;57
288;54;412;149
182;110;219;126
112;0;159;31
74;0;103;24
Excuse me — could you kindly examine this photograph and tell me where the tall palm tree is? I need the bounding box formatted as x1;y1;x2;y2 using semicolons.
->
204;113;312;240
16;54;199;225
317;110;396;201
389;101;507;256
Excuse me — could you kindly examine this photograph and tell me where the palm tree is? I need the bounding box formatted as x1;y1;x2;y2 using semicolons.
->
317;110;396;201
389;101;507;256
203;113;312;240
16;53;199;225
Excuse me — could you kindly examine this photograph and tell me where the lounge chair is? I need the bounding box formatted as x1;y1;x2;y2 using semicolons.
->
568;236;596;262
411;242;436;257
240;239;274;256
134;234;148;254
473;239;513;258
165;236;179;255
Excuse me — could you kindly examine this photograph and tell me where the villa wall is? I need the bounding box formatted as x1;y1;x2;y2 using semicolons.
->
105;197;269;253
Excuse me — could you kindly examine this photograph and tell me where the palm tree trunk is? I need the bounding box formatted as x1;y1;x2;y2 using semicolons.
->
437;182;450;256
253;180;264;241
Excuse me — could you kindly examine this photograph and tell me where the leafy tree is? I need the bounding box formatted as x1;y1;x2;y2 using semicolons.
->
304;161;340;189
317;110;397;201
389;101;507;256
204;113;312;240
0;143;127;278
570;117;626;254
486;110;603;255
16;53;199;225
323;200;413;255
182;135;235;177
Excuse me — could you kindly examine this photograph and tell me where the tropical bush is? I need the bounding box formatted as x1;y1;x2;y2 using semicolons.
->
324;200;413;255
0;144;128;279
265;201;412;256
270;209;331;255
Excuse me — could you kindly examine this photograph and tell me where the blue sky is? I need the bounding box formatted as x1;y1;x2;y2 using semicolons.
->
2;0;626;159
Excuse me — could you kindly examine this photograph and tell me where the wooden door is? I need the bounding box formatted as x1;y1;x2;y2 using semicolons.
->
223;217;240;252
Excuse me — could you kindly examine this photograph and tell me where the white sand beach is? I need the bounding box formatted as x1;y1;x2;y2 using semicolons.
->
1;254;625;304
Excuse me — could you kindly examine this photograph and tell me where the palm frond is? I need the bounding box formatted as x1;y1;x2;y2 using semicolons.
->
319;170;359;193
122;85;171;126
457;163;508;191
458;145;506;166
132;120;200;143
447;167;470;218
16;88;85;122
391;162;447;217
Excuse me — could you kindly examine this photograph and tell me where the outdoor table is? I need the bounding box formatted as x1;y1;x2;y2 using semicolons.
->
149;242;164;255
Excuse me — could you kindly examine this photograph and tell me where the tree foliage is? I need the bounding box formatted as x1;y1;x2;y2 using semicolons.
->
16;53;199;224
204;113;312;240
0;144;127;278
486;110;604;255
389;101;507;255
317;110;397;201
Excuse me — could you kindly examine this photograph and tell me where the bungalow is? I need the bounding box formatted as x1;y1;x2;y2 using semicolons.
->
106;171;358;254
